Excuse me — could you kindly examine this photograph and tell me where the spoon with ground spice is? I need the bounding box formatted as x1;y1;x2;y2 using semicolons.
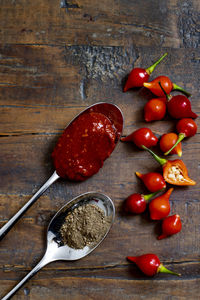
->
1;192;115;300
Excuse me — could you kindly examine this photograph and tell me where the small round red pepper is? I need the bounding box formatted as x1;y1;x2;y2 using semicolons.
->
160;133;182;157
144;97;166;122
121;128;158;149
124;191;160;214
123;53;167;92
142;146;196;186
127;254;180;276
158;214;182;240
164;118;197;155
167;95;197;119
143;76;190;97
149;188;173;220
135;171;166;192
158;82;197;119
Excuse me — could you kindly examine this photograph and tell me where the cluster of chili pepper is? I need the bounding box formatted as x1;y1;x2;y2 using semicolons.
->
121;54;198;277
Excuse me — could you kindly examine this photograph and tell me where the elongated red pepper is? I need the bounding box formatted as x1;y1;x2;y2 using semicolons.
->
121;128;158;149
127;254;180;276
124;53;167;91
158;214;182;240
142;146;196;186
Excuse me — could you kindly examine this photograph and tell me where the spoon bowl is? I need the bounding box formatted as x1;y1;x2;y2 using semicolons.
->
47;191;115;261
69;102;123;142
1;192;115;300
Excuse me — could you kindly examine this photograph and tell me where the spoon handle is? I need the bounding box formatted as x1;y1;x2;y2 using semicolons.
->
0;171;60;241
1;253;51;300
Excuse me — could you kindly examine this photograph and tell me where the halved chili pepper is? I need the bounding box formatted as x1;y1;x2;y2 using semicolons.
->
143;76;190;97
123;53;167;92
121;128;158;149
142;145;196;186
160;133;182;157
127;254;180;276
124;190;160;214
158;214;182;240
164;118;197;155
149;188;173;220
135;171;166;192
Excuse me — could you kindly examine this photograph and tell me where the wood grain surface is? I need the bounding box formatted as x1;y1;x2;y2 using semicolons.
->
0;0;200;299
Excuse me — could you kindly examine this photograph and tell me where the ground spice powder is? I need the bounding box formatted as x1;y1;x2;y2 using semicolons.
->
60;203;112;249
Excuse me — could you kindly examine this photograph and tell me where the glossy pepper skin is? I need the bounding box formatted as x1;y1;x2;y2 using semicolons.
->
164;119;197;155
143;76;190;97
167;95;197;119
123;53;167;92
149;188;173;220
136;171;166;192
158;214;182;240
158;82;197;119
142;146;196;186
127;254;180;277
160;133;182;157
124;191;160;214
121;128;158;149
144;98;166;122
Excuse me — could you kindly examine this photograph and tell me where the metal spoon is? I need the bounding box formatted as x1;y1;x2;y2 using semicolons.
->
1;191;115;300
0;102;123;240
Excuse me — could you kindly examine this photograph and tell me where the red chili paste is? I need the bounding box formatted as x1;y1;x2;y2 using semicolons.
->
52;112;117;181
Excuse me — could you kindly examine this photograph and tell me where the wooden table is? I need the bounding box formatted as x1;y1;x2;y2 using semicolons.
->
0;1;200;299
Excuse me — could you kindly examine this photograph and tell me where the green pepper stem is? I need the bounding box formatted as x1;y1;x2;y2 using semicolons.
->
158;81;171;101
146;53;168;75
164;133;185;156
142;145;167;166
143;190;163;202
173;83;191;97
158;264;181;276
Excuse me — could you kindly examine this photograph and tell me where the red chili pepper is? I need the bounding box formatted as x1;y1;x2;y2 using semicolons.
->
142;146;196;186
167;95;197;119
158;214;182;240
158;82;197;119
160;133;182;157
121;128;158;149
127;254;180;276
144;97;166;122
124;191;160;214
164;118;197;155
123;53;167;92
143;76;191;97
135;171;166;192
149;188;173;220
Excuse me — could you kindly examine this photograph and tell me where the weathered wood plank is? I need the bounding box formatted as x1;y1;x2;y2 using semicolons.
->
0;0;200;48
1;261;200;282
0;45;200;120
1;275;200;300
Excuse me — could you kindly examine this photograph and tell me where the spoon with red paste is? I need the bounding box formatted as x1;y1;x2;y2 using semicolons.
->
0;102;123;241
